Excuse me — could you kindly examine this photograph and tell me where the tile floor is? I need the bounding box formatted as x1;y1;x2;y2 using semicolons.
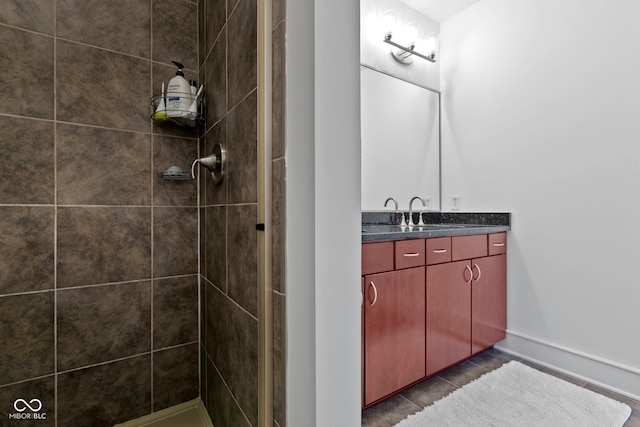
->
362;348;640;427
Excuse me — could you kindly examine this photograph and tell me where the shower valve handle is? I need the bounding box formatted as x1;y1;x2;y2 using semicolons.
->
191;142;226;185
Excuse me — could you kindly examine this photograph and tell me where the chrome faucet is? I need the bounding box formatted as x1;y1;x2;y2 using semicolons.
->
409;196;427;226
384;197;406;226
384;197;397;211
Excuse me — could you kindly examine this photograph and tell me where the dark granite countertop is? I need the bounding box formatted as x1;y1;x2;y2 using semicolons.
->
361;223;510;242
361;212;511;243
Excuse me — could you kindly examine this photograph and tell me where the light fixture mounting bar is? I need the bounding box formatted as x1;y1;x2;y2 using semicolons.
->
383;34;436;63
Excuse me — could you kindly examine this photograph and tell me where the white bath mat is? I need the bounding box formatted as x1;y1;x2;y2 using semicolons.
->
395;361;631;427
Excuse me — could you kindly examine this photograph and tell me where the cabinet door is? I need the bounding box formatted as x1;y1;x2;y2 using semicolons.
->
471;254;507;354
362;242;394;275
426;260;471;376
364;267;425;405
361;277;365;408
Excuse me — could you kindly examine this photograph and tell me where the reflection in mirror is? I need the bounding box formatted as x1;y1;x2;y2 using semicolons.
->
361;65;440;211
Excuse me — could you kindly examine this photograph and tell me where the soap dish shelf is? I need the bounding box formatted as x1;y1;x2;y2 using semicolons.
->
151;92;205;127
160;171;193;181
160;166;194;181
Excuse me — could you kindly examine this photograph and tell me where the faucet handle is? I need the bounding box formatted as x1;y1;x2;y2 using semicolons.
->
398;212;407;227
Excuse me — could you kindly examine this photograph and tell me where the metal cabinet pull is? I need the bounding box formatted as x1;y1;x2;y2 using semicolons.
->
403;252;420;257
464;265;473;284
493;242;505;247
369;281;378;307
472;263;482;281
432;249;447;254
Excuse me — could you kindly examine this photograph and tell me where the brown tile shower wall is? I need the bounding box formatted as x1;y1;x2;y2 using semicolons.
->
272;1;287;426
197;0;271;426
0;1;200;425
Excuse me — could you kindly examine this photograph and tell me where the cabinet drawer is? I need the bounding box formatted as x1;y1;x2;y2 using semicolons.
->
362;242;394;275
452;234;488;261
426;237;451;265
488;232;507;255
395;239;425;269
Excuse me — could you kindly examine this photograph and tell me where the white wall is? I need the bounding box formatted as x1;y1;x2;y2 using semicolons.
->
361;0;440;90
441;0;640;398
285;0;316;423
286;0;362;425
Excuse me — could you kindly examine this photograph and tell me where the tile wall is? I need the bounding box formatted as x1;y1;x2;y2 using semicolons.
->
0;0;200;425
197;0;287;425
197;0;262;425
272;1;287;426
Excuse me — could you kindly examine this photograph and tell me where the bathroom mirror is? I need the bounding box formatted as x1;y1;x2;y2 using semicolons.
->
361;65;441;211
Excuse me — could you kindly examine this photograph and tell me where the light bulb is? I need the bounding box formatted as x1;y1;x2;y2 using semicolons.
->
382;10;398;37
424;34;439;57
405;22;419;46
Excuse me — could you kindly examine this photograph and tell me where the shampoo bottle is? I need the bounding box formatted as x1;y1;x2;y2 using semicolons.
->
187;80;198;119
166;61;191;117
154;81;168;121
187;84;203;120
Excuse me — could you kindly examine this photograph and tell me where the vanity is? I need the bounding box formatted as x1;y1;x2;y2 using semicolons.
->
361;213;510;408
360;20;511;407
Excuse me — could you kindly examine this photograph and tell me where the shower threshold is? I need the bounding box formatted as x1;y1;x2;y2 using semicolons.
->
114;398;212;427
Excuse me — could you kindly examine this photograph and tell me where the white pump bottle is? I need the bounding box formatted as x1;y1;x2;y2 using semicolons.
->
166;61;191;117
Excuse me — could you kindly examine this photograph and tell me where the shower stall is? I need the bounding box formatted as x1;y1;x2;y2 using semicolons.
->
0;0;285;425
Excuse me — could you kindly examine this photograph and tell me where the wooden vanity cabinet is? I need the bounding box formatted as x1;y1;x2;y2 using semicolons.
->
471;253;506;353
362;232;507;406
426;233;507;376
363;267;425;405
426;259;472;375
361;277;364;408
473;231;507;353
362;240;426;406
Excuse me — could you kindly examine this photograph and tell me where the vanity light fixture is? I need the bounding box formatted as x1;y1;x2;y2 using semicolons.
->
384;30;439;65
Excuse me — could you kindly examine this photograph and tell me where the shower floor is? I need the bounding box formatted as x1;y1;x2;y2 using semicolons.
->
115;399;212;427
135;407;207;427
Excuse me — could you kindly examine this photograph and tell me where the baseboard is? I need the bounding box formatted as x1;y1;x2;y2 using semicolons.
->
496;330;640;401
114;398;213;427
